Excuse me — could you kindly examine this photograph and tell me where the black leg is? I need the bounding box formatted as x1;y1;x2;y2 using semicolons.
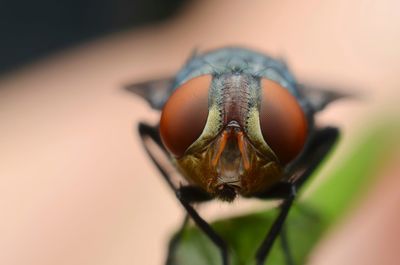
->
138;122;176;191
254;127;339;265
288;127;339;190
178;185;214;203
139;122;228;265
178;196;229;265
255;185;296;265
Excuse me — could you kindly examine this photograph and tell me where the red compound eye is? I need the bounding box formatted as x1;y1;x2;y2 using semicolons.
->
259;79;308;164
160;75;211;157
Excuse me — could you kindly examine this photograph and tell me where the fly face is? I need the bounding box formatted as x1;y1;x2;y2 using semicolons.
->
127;47;345;265
158;52;308;201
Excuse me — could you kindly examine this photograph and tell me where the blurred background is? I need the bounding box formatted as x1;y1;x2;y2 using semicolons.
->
0;0;186;75
0;1;399;265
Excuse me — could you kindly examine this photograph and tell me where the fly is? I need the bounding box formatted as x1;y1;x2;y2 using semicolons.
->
125;47;347;265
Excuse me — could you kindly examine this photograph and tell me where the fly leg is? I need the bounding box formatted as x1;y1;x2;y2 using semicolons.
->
167;186;227;265
139;122;229;265
166;185;217;265
138;122;175;191
167;185;222;265
254;127;339;265
177;195;229;265
255;184;296;265
288;127;339;191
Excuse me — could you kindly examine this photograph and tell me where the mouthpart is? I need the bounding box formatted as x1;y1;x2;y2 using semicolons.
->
210;120;250;201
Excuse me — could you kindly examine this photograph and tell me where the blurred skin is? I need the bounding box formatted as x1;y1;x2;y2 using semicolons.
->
0;1;399;265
